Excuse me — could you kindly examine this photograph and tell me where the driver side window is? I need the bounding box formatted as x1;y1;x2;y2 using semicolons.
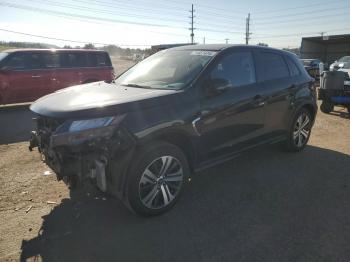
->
3;53;27;70
210;51;256;87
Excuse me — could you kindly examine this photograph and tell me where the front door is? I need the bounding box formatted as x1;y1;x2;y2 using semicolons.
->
1;52;47;103
195;50;267;162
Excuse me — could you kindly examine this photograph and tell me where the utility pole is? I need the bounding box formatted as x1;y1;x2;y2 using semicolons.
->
203;37;206;44
225;38;229;44
189;4;195;44
245;13;251;45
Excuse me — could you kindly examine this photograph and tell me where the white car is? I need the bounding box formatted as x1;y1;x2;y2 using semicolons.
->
330;56;350;71
338;68;350;87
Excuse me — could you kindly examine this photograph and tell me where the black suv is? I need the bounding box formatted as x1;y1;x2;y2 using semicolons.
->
29;45;317;216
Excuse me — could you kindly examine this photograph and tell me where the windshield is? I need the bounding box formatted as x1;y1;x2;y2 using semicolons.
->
339;56;350;63
115;50;216;90
302;60;312;66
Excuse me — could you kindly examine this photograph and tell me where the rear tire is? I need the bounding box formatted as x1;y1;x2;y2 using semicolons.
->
320;101;334;113
285;109;312;152
346;105;350;114
126;142;190;216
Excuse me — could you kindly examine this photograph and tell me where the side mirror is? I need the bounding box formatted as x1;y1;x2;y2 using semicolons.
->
204;78;231;97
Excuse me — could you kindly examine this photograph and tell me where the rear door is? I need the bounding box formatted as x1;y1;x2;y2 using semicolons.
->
254;50;295;134
41;51;61;93
55;51;87;89
196;49;267;162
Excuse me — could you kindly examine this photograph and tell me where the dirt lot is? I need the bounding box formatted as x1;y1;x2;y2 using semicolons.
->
1;97;350;260
111;57;136;76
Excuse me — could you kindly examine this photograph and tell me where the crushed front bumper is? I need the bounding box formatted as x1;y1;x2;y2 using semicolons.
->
29;119;136;195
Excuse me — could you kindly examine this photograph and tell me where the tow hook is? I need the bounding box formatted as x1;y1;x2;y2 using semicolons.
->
29;131;38;151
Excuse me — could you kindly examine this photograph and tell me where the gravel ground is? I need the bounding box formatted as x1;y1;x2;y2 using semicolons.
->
0;98;350;261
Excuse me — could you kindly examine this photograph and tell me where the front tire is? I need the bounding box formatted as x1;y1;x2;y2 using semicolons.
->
285;109;313;152
127;142;189;216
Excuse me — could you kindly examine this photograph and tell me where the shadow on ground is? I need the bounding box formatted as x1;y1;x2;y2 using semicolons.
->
0;106;34;145
20;145;350;262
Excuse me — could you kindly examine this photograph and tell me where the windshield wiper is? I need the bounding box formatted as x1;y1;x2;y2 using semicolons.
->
122;83;152;89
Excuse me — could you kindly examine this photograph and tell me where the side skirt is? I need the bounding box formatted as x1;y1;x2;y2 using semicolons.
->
194;135;286;173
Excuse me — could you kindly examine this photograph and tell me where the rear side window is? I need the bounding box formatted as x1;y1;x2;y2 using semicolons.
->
60;52;87;68
285;56;300;76
259;52;289;81
88;52;111;67
27;53;45;69
210;51;256;87
43;53;60;68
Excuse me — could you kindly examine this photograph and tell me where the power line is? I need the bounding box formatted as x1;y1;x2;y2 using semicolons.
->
0;2;184;29
253;5;350;22
0;2;243;36
138;0;248;14
252;0;348;14
0;28;150;46
22;0;186;24
252;10;350;27
251;27;350;39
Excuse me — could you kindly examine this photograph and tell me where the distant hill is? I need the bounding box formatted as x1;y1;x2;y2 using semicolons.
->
0;41;59;51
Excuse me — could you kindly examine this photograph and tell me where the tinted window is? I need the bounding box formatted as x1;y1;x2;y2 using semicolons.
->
285;56;300;76
260;52;289;81
4;53;26;70
0;52;8;62
60;52;87;68
96;53;111;67
210;51;256;87
88;52;111;67
43;53;60;68
27;53;45;69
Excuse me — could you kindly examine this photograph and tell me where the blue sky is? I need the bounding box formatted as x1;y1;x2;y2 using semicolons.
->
0;0;349;48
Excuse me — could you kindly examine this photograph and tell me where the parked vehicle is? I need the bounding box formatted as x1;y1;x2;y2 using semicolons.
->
329;56;350;71
301;59;321;79
0;49;114;104
29;45;317;216
319;70;350;113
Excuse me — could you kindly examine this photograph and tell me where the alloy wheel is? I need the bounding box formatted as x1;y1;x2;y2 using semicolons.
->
139;156;183;209
293;113;311;147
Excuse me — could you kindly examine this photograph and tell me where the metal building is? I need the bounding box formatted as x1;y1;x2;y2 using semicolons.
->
300;34;350;64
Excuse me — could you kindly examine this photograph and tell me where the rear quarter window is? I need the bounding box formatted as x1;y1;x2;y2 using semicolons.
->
259;51;290;81
60;52;87;68
88;52;111;67
285;56;301;77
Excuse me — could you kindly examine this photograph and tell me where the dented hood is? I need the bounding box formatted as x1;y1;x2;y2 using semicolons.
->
30;81;178;119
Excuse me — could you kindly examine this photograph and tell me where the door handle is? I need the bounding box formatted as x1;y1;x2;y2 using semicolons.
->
31;75;41;78
253;94;266;107
289;84;297;90
257;101;265;107
201;109;211;116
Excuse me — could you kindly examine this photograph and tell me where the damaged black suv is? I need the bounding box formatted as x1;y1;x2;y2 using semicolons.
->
29;45;317;216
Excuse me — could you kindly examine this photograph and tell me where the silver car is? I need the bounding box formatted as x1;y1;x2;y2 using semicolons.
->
330;56;350;71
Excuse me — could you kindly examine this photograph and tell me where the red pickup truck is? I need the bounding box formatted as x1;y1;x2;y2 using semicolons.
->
0;49;115;104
